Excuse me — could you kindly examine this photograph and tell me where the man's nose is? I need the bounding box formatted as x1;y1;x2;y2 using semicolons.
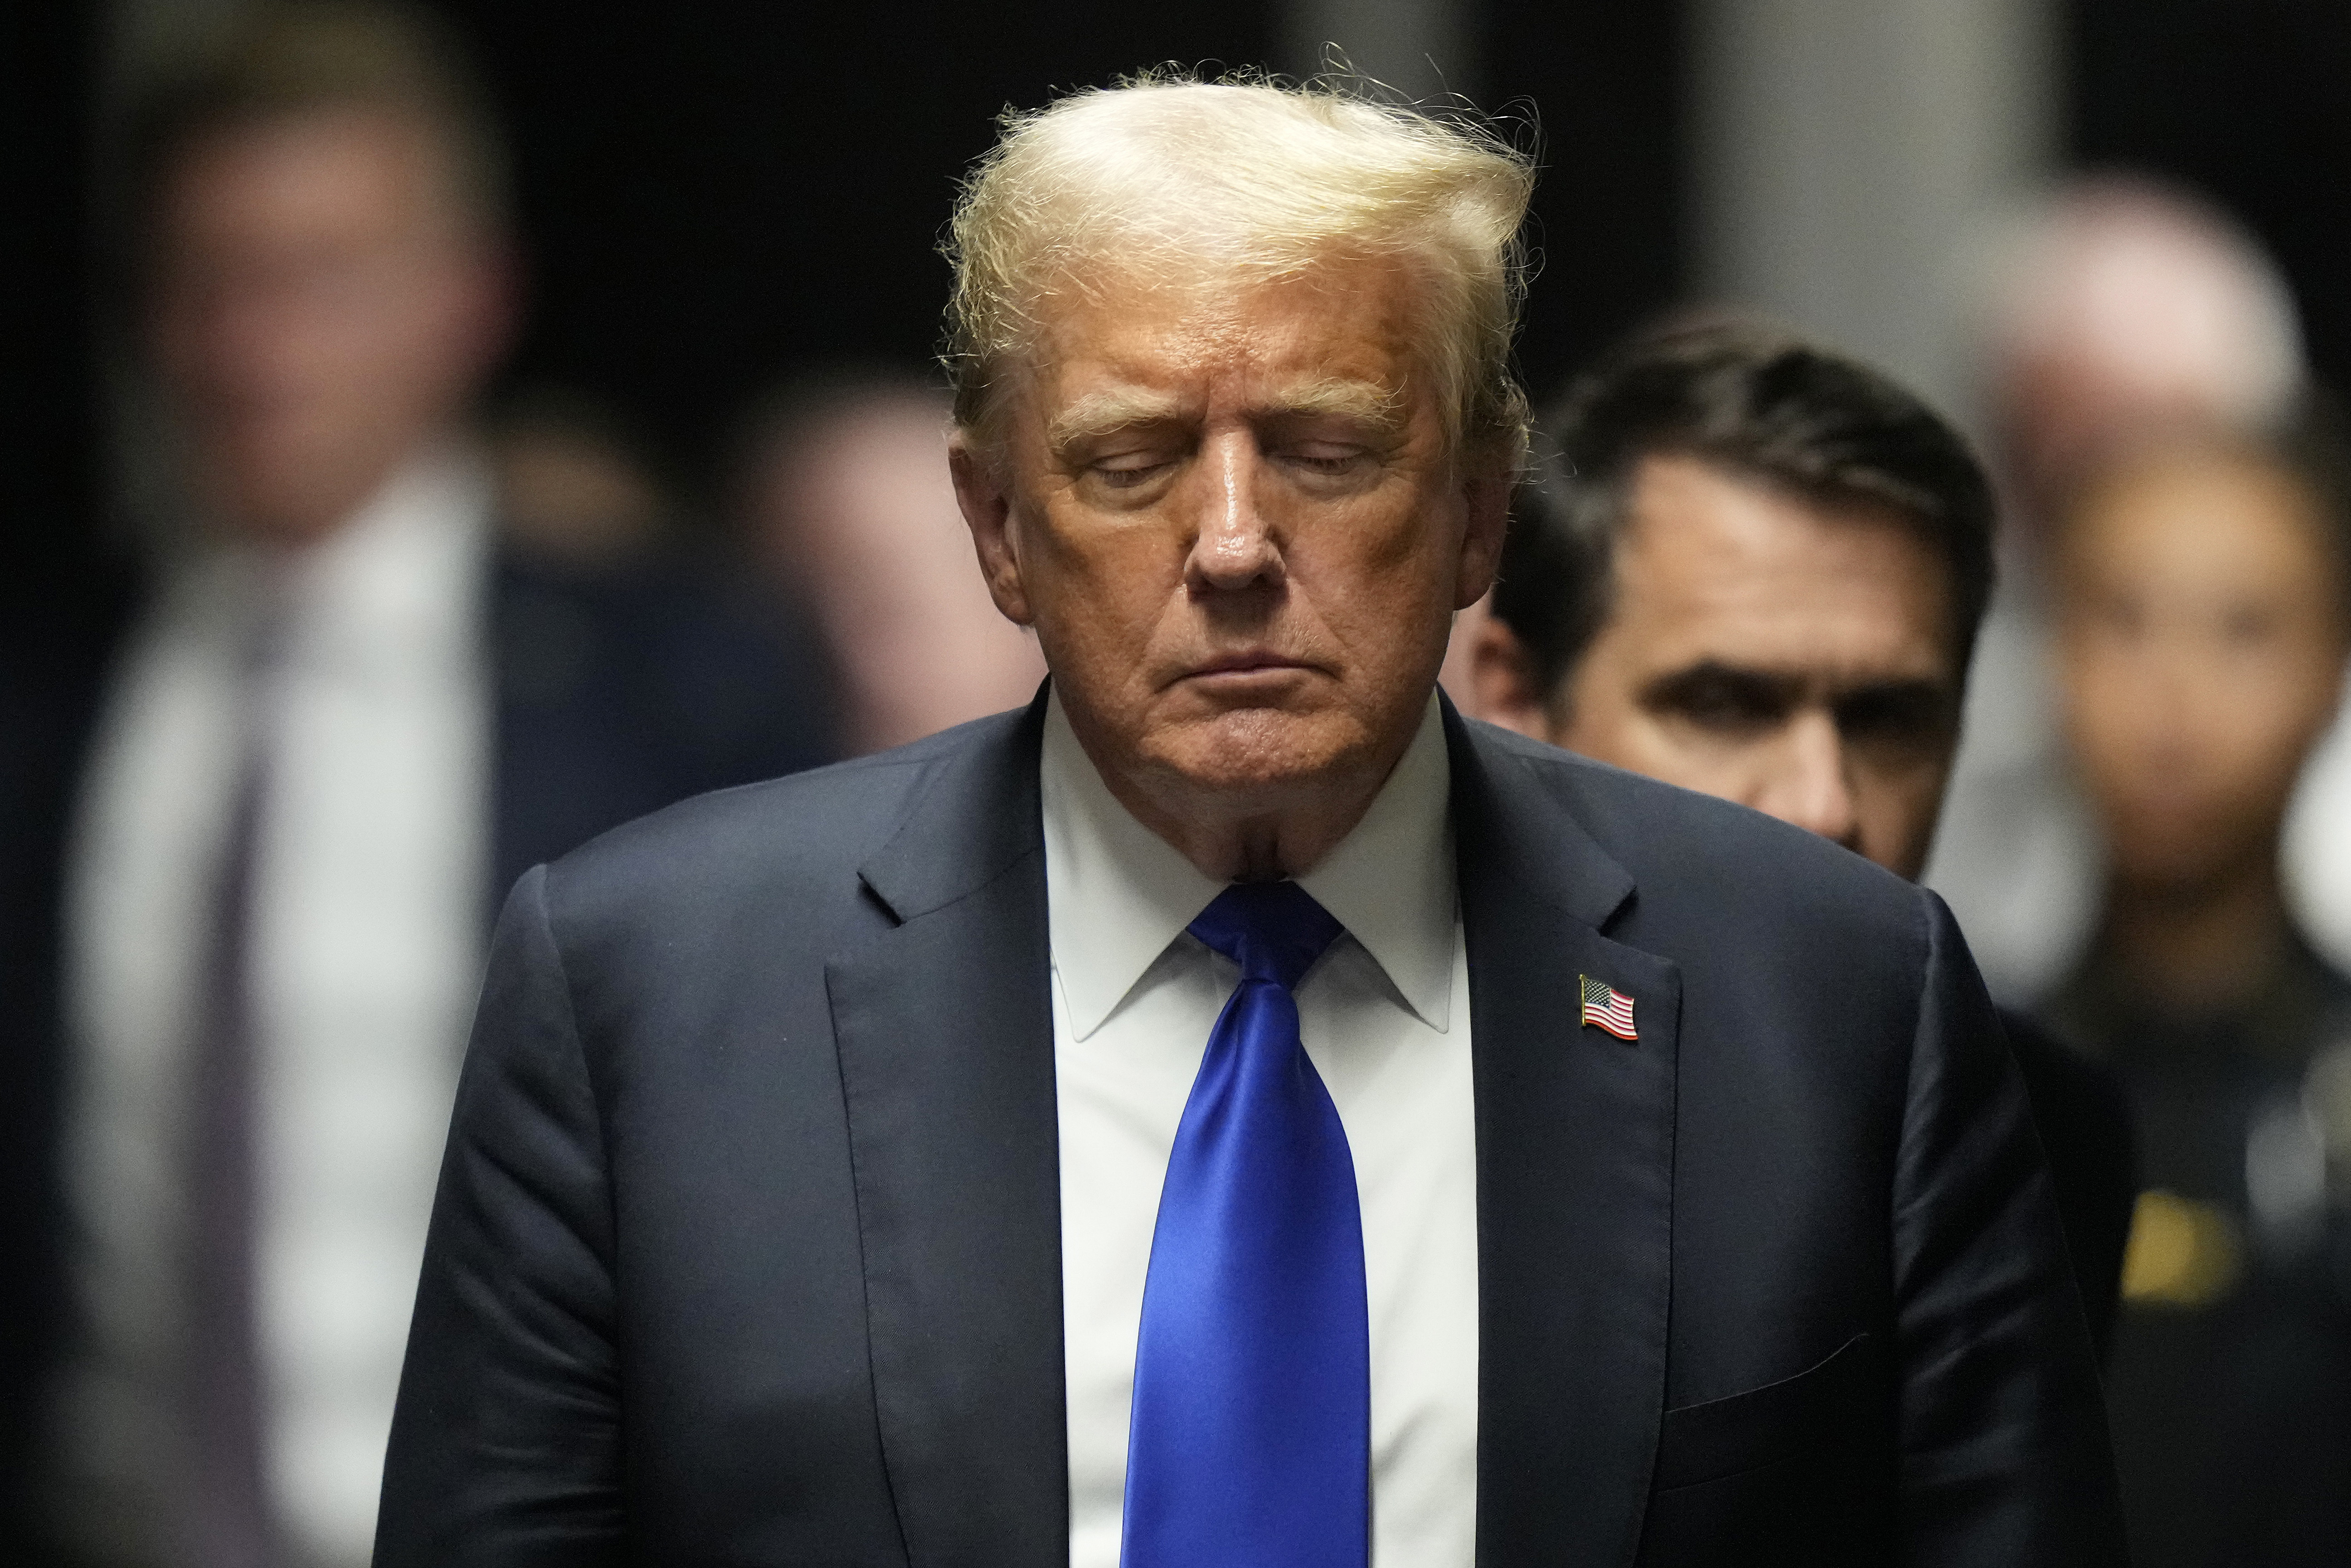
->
1756;711;1863;853
1184;431;1285;594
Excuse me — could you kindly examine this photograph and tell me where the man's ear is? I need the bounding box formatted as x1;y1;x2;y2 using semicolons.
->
1453;472;1512;610
950;436;1035;627
1467;613;1554;741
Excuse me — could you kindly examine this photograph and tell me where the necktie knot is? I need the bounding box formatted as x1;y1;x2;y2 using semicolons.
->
1188;880;1344;991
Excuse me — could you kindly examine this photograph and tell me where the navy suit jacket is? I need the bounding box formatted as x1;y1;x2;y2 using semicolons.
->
0;546;834;1563
378;692;2126;1566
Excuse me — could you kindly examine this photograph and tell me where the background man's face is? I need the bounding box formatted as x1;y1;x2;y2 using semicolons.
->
2056;451;2348;896
149;109;506;544
956;255;1504;835
1530;455;1961;879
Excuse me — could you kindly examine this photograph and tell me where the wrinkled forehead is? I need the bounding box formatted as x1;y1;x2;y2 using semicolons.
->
996;250;1441;436
1614;456;1963;666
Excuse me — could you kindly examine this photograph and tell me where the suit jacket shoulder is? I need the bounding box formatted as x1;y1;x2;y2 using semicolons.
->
1464;717;1928;949
383;700;1055;1567
1448;716;2123;1566
533;703;1032;943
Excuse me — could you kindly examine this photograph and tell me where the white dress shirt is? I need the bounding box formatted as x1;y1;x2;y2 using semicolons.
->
59;454;492;1566
1044;691;1480;1568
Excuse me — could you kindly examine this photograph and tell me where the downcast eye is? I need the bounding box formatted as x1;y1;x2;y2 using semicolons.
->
1096;463;1164;488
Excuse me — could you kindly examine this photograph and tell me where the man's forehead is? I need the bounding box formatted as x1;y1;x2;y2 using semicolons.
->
1611;458;1957;677
1035;255;1418;374
1625;459;1942;589
165;107;463;244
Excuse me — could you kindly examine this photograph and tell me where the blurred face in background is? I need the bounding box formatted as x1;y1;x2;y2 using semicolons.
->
148;108;508;544
1985;185;2302;526
1506;455;1962;879
2055;448;2349;897
953;254;1508;874
744;388;1048;755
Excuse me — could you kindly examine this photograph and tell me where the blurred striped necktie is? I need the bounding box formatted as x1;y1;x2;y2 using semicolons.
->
182;605;283;1568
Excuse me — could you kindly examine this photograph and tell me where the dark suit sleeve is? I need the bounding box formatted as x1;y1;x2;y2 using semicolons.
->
1891;892;2126;1565
376;866;625;1567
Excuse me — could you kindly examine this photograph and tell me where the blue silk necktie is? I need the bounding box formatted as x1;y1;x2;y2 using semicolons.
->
1122;880;1370;1568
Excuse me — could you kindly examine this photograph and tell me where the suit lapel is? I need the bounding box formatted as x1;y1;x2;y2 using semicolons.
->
827;694;1068;1568
826;697;1678;1567
1450;710;1680;1568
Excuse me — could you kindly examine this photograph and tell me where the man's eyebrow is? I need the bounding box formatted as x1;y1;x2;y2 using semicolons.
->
1044;378;1408;453
1637;660;1802;709
1637;661;1959;723
1263;378;1409;433
1831;676;1960;723
1831;675;1951;702
1046;390;1188;451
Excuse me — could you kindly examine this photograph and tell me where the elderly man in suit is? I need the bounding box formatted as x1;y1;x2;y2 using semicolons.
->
379;77;2126;1565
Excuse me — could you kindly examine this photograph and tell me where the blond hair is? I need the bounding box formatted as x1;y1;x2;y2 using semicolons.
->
943;73;1536;470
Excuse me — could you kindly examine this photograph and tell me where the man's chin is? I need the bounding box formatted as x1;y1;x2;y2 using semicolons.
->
1140;706;1369;801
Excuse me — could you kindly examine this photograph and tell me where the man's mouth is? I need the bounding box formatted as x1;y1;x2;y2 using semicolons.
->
1184;652;1314;680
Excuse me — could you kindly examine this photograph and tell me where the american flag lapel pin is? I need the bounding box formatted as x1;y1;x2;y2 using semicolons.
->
1579;974;1637;1040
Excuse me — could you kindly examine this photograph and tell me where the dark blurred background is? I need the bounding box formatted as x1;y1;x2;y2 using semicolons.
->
8;4;2351;1566
2073;0;2351;387
349;0;1678;511
14;0;1684;584
17;0;2351;578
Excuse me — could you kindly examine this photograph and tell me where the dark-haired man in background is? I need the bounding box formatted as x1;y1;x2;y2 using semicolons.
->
1473;324;2138;1355
1;5;832;1563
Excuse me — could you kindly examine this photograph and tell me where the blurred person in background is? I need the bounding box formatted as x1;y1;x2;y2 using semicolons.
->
484;384;674;571
735;374;1044;754
1472;323;2138;1357
1926;176;2323;1000
4;5;834;1565
1989;180;2304;519
2044;419;2351;1568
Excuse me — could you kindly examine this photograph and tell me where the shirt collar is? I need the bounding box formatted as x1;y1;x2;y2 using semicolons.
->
288;447;491;668
163;446;493;676
1293;694;1455;1032
1040;689;1456;1041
